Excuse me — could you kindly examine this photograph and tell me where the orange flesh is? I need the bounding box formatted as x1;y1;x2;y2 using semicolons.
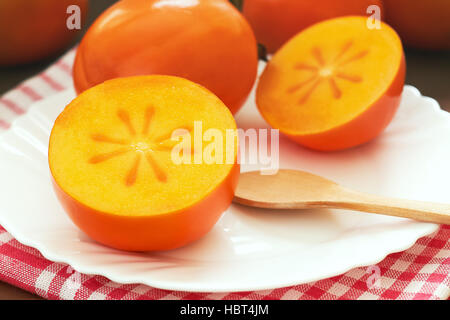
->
257;16;404;136
49;76;238;217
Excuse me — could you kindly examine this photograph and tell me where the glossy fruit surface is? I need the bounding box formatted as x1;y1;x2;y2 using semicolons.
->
256;16;405;151
73;0;258;114
49;75;239;251
0;0;88;66
243;0;383;53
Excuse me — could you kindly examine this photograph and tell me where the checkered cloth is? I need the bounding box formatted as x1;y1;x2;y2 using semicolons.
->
0;50;449;300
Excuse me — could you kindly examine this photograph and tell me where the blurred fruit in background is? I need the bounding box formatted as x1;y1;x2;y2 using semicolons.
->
73;0;258;114
242;0;383;53
0;0;88;66
383;0;450;50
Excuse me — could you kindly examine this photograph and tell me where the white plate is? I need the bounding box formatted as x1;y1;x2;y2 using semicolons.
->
0;83;447;292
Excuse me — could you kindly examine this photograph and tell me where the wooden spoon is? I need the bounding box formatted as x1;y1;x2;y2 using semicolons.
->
233;169;450;225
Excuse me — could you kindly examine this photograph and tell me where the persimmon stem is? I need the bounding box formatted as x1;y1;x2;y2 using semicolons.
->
258;43;268;62
229;0;243;11
228;1;268;61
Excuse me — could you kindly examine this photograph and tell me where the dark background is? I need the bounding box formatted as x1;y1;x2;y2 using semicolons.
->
0;0;449;299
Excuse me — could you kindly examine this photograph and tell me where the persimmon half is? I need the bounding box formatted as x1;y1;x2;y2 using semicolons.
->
49;75;239;251
256;16;406;151
73;0;258;114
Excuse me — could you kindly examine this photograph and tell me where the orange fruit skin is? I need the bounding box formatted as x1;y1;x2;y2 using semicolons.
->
73;0;258;114
0;0;88;66
51;164;239;252
383;0;450;50
283;56;406;151
243;0;383;53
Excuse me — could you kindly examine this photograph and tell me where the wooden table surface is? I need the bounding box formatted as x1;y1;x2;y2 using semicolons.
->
0;1;449;300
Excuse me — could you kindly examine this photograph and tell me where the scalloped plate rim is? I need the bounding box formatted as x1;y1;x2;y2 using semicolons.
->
0;84;446;292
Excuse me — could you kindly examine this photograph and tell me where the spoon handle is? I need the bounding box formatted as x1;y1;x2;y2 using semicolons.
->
332;189;450;225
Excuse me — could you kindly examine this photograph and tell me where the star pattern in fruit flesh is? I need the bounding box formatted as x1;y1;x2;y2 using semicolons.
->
288;40;367;104
89;107;192;186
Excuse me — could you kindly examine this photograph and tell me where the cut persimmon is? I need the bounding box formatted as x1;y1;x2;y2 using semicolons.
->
256;16;406;151
49;75;239;251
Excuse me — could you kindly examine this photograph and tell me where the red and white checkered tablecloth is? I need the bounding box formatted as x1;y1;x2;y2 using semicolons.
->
0;50;449;300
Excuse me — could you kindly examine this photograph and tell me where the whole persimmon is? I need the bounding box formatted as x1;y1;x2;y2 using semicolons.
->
73;0;258;115
243;0;383;53
383;0;450;50
0;0;88;66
